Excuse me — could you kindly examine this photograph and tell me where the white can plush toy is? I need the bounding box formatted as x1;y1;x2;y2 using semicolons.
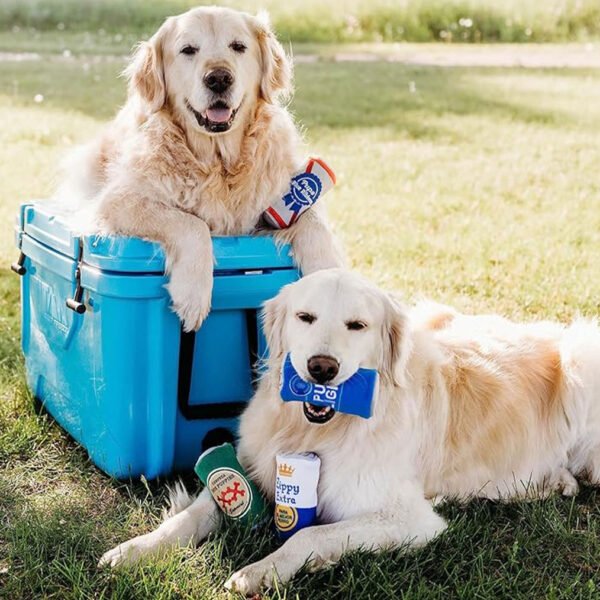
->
264;158;336;229
274;452;321;539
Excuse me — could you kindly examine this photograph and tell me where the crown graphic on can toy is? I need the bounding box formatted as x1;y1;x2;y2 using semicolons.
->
278;463;295;477
264;157;336;229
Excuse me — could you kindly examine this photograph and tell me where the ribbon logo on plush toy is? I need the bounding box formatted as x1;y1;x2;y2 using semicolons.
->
284;172;322;213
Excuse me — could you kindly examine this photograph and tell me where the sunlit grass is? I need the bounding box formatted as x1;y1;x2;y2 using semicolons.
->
1;37;600;599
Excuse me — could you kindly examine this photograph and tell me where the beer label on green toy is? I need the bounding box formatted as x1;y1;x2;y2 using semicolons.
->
206;467;253;518
194;442;267;525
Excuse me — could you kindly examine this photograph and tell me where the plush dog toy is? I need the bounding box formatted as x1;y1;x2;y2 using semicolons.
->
195;443;321;538
194;442;267;524
280;354;378;419
275;453;321;539
263;157;336;229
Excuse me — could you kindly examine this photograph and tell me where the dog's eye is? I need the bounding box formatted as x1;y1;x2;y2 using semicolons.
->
180;45;198;56
297;312;316;324
229;41;247;54
346;320;367;331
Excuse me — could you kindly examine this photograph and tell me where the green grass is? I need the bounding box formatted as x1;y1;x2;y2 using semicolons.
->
2;0;600;43
2;33;600;599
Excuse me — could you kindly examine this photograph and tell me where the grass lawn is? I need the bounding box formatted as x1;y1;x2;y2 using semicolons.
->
1;32;600;599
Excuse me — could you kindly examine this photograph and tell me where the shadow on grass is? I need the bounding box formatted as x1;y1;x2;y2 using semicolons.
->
294;62;576;137
0;58;587;140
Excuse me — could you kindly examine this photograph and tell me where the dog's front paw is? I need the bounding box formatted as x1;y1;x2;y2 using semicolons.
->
166;261;212;332
555;468;579;497
98;533;160;569
225;560;282;596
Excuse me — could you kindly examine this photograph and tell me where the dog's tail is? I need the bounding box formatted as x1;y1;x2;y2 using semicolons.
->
162;480;196;521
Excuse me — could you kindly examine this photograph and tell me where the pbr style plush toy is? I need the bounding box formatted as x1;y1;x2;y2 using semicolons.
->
194;442;267;524
264;157;336;229
280;354;378;419
275;453;321;539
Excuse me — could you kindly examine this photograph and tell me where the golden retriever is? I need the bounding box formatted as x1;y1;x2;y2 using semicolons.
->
58;7;343;330
100;269;600;594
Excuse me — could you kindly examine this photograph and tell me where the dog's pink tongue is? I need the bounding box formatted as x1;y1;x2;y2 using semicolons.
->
206;107;232;123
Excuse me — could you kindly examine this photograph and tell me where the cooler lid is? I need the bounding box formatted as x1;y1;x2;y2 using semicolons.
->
19;201;81;259
84;235;295;273
19;201;296;273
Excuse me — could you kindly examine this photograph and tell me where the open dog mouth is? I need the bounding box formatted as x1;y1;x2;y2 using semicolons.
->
186;99;239;133
303;402;336;424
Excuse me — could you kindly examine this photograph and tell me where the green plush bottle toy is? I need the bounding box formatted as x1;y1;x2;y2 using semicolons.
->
194;442;267;525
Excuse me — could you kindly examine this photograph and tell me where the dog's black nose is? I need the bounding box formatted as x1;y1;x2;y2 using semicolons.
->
307;355;339;384
203;68;233;94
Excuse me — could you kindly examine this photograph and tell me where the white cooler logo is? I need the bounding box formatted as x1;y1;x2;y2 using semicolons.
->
207;468;252;518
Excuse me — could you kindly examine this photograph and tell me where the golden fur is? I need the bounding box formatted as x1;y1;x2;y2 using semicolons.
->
57;7;343;331
100;270;600;594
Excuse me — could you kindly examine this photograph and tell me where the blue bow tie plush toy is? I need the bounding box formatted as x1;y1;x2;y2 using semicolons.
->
280;354;378;419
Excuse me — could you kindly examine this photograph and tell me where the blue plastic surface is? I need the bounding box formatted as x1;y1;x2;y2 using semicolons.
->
16;202;300;479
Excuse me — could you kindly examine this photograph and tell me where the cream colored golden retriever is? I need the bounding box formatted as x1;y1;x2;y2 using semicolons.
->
58;7;342;330
100;269;600;594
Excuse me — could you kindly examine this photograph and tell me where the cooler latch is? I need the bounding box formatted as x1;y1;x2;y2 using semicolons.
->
10;251;26;276
66;241;86;314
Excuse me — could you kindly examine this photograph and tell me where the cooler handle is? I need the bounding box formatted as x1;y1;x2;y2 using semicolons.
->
65;267;86;314
65;241;87;314
177;309;259;420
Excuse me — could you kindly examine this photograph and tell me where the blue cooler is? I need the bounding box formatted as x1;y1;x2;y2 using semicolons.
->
12;202;299;480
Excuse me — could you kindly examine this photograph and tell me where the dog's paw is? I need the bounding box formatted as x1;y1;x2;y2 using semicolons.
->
224;561;281;596
556;468;579;497
166;262;212;332
98;533;159;569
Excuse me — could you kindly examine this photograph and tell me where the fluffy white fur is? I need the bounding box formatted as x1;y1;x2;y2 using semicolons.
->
56;7;343;331
99;269;600;593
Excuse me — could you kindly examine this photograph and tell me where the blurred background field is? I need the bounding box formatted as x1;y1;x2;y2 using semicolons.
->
2;0;600;44
1;1;600;599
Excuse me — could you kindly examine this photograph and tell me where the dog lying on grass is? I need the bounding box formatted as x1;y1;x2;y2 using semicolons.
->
100;269;600;594
57;6;342;331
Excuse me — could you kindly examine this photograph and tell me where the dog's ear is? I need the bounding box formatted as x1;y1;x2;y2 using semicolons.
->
253;11;292;104
261;284;291;360
381;293;411;387
125;19;171;112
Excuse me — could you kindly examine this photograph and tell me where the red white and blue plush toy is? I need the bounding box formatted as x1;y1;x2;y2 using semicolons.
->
264;158;336;229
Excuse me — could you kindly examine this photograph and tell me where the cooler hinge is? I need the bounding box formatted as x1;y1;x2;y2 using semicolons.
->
10;251;27;276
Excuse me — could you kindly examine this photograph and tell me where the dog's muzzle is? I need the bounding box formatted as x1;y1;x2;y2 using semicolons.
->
186;99;239;133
